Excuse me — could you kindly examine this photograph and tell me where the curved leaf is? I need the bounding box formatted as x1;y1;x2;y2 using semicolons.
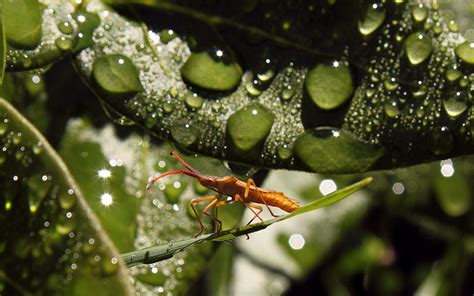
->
0;99;132;295
69;0;473;173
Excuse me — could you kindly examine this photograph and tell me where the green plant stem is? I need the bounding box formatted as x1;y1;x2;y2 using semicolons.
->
105;0;337;58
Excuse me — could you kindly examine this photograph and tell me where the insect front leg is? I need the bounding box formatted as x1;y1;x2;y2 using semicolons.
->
202;195;223;234
190;195;220;237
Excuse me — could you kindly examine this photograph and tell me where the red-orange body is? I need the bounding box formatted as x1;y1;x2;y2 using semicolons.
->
147;152;300;236
198;176;300;213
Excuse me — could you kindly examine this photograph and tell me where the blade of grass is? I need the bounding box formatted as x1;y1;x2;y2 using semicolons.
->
121;177;372;267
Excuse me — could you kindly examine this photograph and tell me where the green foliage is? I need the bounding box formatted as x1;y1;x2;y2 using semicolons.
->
0;0;473;294
0;99;132;295
3;0;42;49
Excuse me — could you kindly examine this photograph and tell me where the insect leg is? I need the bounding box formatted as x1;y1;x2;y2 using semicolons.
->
245;203;263;225
235;194;264;223
213;199;234;232
191;195;219;237
203;195;223;233
245;179;279;218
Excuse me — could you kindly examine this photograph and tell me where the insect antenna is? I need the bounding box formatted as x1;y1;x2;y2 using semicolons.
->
170;151;200;174
146;169;202;190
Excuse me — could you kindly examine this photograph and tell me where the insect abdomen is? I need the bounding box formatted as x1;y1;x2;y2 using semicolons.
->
251;191;300;213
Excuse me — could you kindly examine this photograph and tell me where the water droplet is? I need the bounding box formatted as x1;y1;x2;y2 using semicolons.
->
277;144;293;160
102;257;119;274
429;126;454;155
226;103;274;157
56;213;76;235
160;29;177;44
170;122;198;147
411;4;428;22
181;47;242;91
58;21;74;35
405;33;432;65
384;99;400;117
305;61;354;110
185;94;203;110
448;20;458;32
55;36;73;51
163;102;174;114
92;54;143;96
455;42;474;65
294;127;384;173
27;174;52;213
358;3;386;36
0;120;8;136
443;91;469;117
281;87;294;100
245;79;262;96
59;189;77;210
445;67;462;82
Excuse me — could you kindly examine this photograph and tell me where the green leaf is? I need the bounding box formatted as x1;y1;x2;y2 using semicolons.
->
0;5;6;86
3;0;42;49
121;176;372;267
0;99;132;295
72;0;471;174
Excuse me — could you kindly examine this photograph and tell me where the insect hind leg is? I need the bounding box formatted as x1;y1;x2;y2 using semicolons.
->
245;178;279;218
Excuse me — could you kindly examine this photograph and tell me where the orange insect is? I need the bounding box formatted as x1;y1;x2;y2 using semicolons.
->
147;152;300;236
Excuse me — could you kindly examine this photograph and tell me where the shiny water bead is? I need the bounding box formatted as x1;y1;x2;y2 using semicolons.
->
181;47;242;91
358;3;386;36
305;61;354;110
405;33;432;65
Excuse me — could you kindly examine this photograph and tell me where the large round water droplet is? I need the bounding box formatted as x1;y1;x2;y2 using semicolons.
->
358;3;386;36
294;128;384;173
455;42;474;65
92;54;143;96
181;48;242;91
277;144;293;160
305;62;354;110
443;91;469;117
3;0;42;49
170;122;198;147
429;126;454;155
405;33;432;65
185;94;203;110
58;21;74;35
445;67;462;82
226;103;274;157
411;4;428;22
